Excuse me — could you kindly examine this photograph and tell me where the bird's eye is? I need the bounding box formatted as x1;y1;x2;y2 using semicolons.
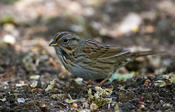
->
63;39;68;42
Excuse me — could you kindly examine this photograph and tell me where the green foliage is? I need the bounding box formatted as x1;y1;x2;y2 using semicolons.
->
0;0;18;4
0;15;14;24
109;72;136;82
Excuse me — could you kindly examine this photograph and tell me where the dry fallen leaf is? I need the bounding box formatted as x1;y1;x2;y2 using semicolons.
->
88;86;113;107
45;78;56;92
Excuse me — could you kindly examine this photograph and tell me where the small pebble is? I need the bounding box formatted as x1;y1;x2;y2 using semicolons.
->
3;34;16;45
17;98;25;103
90;103;98;110
72;103;78;108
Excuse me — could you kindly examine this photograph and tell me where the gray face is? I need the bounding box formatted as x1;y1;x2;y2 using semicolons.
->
50;32;82;53
59;35;81;51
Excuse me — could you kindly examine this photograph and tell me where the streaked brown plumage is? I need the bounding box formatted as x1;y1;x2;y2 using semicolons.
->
49;31;157;86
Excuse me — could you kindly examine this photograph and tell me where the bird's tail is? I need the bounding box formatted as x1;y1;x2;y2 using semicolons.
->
130;51;162;59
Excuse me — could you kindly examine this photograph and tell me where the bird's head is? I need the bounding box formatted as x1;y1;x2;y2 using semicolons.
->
49;32;82;53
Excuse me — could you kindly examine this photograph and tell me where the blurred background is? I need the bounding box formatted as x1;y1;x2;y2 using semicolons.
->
0;0;175;111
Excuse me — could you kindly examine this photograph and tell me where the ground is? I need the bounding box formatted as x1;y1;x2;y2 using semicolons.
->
0;0;175;111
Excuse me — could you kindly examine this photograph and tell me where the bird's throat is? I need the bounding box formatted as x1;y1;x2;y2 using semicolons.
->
60;48;69;59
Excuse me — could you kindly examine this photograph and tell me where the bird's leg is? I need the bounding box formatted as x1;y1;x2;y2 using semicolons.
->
83;79;98;86
98;63;130;86
85;79;93;85
82;79;92;84
98;74;112;86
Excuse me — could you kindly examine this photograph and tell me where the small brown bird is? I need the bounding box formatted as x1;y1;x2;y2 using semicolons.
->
49;32;157;86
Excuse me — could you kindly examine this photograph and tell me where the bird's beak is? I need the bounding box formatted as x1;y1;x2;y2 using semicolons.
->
49;40;58;46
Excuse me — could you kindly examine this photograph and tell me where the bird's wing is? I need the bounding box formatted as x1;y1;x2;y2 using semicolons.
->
81;40;130;60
